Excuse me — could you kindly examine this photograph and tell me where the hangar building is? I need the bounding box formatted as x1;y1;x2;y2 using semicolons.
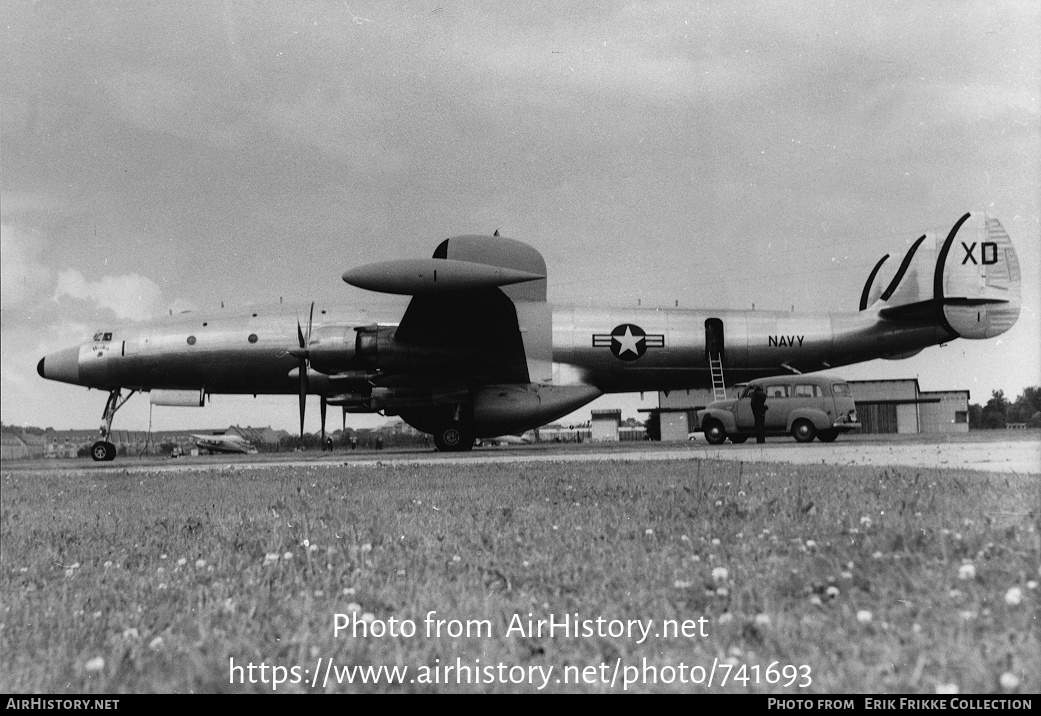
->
650;378;969;441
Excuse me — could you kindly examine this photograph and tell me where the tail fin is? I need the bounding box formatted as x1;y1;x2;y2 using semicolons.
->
859;212;1021;339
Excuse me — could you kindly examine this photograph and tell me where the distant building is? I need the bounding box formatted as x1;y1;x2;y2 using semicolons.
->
591;409;622;441
1;432;46;460
849;380;969;434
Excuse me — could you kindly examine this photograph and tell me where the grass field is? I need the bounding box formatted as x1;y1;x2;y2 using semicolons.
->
1;456;1037;693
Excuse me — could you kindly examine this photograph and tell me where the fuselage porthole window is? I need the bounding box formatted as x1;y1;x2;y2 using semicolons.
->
248;334;258;344
187;335;197;346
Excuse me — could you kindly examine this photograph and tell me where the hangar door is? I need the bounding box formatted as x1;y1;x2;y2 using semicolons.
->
856;403;898;434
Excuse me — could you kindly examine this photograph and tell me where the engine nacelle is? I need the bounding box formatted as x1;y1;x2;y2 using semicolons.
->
307;325;357;374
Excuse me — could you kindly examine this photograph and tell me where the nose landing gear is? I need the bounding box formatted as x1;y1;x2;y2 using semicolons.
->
90;388;136;462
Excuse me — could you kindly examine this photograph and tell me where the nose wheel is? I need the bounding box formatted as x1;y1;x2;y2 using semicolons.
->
91;441;116;462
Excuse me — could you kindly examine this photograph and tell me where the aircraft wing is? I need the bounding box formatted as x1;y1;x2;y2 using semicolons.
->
344;234;549;385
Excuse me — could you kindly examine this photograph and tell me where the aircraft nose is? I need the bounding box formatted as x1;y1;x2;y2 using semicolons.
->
38;346;81;384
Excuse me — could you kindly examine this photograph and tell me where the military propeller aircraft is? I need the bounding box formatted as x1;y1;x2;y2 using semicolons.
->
38;211;1021;460
191;433;258;455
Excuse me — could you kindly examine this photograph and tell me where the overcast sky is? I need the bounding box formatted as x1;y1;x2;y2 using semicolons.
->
2;1;1038;433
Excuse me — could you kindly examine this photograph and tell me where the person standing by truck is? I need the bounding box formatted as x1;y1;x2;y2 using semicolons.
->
751;385;768;443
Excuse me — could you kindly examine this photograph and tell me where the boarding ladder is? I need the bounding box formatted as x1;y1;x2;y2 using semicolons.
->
709;354;727;401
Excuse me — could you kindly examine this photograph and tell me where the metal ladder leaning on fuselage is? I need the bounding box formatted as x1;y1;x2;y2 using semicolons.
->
709;353;726;401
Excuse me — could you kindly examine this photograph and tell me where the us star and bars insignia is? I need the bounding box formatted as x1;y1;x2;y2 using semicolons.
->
592;324;665;361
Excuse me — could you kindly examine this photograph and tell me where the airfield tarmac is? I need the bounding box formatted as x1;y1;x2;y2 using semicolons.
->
8;432;1038;475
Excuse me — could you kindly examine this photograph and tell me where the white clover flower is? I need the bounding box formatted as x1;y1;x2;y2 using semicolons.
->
959;610;976;621
754;613;771;626
840;571;853;580
452;555;461;563
872;551;884;560
718;612;733;624
711;567;728;582
1000;672;1020;689
103;561;113;569
674;580;693;589
84;656;105;673
195;559;206;569
149;636;163;650
716;587;729;597
856;610;873;623
301;539;310;547
935;683;959;695
176;557;187;567
65;568;75;578
361;612;375;624
1027;581;1038;590
805;540;817;549
958;563;976;580
342;587;355;596
711;538;721;546
283;551;293;560
345;602;361;612
826;586;840;599
645;528;654;536
264;553;279;564
1005;587;1023;606
860;516;872;527
122;627;139;639
809;595;822;606
522;560;531;568
360;543;372;553
680;535;690;542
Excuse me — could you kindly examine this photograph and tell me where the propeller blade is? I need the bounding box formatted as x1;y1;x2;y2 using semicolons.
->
298;359;307;438
342;405;347;432
320;396;327;443
306;301;315;346
297;320;306;350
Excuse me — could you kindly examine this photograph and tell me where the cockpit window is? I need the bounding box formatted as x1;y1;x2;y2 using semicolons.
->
93;332;113;342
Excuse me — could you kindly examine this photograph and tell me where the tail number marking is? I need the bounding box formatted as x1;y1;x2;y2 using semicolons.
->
961;242;998;265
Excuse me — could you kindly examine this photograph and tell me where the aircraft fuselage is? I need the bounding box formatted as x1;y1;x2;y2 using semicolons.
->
40;302;947;395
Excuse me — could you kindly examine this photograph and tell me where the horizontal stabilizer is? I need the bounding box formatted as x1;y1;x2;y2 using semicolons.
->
343;258;544;295
863;212;1021;339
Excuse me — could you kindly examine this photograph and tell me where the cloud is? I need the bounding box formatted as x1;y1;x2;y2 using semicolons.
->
53;269;163;321
0;223;53;309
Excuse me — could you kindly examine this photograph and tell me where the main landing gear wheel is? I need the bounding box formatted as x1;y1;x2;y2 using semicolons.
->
91;441;116;462
792;420;817;443
433;424;475;452
703;420;727;446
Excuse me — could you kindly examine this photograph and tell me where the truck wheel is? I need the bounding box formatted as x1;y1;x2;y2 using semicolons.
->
729;435;748;444
818;430;839;443
704;420;727;445
792;420;817;443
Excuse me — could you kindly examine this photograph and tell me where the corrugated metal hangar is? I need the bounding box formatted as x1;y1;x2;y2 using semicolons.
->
646;378;969;441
